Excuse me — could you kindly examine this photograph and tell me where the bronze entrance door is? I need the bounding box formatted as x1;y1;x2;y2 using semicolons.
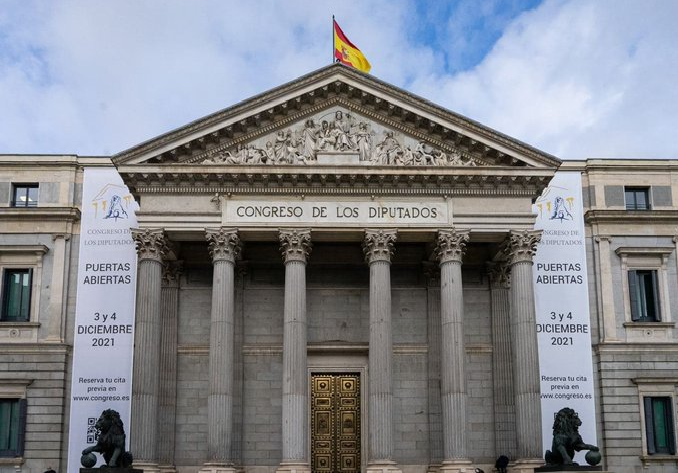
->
311;373;361;473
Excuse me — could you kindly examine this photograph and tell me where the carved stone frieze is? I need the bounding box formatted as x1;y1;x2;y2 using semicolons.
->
201;107;480;167
279;229;312;264
205;228;242;263
434;229;470;264
502;230;542;265
363;229;397;264
132;228;169;262
162;261;183;287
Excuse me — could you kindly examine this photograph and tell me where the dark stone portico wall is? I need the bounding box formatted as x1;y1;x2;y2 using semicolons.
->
171;242;499;468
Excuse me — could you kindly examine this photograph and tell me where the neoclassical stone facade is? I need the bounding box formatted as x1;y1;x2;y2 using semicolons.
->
112;64;557;473
1;65;678;473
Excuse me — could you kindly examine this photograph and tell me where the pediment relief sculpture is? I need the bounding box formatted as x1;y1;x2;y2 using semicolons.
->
201;108;480;167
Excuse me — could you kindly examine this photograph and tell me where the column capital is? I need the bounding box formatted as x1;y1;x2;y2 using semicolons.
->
503;230;542;265
487;262;511;289
132;228;169;262
363;229;397;264
422;261;440;287
162;260;183;288
52;233;71;242
279;229;312;264
434;229;469;264
206;228;242;263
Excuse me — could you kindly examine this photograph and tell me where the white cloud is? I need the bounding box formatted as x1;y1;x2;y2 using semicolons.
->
410;0;678;159
0;0;676;159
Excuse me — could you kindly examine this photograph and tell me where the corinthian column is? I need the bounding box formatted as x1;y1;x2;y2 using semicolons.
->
277;229;312;473
158;261;182;473
131;228;169;473
503;230;543;466
202;228;241;473
488;262;516;458
434;229;471;473
363;229;401;473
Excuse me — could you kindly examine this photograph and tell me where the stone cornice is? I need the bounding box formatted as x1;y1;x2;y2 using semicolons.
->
0;207;81;223
112;63;560;169
585;209;678;224
118;166;554;198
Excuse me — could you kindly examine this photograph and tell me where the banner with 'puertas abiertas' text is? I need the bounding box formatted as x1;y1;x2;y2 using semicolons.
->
533;171;597;461
67;168;138;472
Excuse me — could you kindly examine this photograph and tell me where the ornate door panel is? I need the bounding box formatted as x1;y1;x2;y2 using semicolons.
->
311;373;360;473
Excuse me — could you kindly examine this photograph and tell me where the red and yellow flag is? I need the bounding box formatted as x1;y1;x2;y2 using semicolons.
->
333;19;371;73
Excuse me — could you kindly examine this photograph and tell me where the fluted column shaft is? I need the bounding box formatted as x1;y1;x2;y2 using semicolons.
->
279;229;312;467
131;228;169;465
424;264;443;470
158;262;182;469
504;230;543;459
363;229;397;465
435;230;470;464
488;263;516;457
205;228;242;466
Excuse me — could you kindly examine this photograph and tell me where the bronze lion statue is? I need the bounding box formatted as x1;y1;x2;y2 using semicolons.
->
81;409;133;468
545;407;598;465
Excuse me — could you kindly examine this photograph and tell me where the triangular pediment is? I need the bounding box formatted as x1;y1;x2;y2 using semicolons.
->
200;105;483;167
112;63;560;170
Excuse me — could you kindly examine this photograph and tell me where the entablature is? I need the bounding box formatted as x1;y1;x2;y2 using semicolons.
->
118;165;554;198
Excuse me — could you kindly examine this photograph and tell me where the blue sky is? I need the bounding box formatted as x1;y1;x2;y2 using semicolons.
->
1;0;676;159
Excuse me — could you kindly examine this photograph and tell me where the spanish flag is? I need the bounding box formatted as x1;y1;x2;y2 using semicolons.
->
333;19;371;73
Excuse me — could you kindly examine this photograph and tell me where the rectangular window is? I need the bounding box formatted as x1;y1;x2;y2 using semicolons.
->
625;187;650;210
0;399;26;457
11;184;38;208
1;269;32;322
644;397;676;455
628;269;660;322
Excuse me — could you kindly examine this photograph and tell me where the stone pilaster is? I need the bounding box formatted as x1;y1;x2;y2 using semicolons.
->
158;261;183;473
423;262;443;473
595;236;618;342
435;230;472;472
363;229;401;473
488;262;516;458
277;229;312;473
46;233;70;342
202;228;241;473
503;230;543;461
131;228;169;473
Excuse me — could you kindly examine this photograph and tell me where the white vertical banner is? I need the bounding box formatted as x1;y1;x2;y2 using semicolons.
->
67;168;138;472
533;171;597;461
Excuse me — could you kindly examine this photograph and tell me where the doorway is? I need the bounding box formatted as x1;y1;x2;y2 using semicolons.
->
311;373;361;473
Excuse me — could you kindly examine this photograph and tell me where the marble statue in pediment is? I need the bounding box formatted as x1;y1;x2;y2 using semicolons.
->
201;108;480;167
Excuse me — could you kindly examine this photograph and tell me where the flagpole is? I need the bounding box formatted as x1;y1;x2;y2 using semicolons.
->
332;15;335;64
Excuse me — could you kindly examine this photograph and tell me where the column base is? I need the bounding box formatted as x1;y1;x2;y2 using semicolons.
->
275;462;312;473
199;463;238;473
366;460;402;473
512;458;546;473
131;462;161;473
427;463;442;473
158;465;177;473
440;459;473;473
